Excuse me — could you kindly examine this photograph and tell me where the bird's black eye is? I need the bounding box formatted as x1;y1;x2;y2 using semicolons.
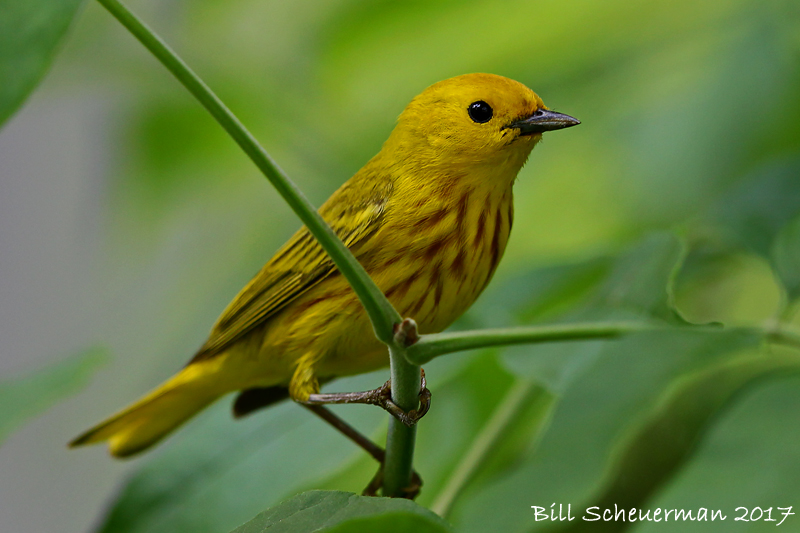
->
468;101;493;123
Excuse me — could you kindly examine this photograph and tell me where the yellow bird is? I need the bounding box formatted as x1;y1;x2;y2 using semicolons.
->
70;73;579;457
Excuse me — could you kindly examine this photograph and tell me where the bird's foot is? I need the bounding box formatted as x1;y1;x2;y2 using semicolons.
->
304;368;431;427
370;370;430;427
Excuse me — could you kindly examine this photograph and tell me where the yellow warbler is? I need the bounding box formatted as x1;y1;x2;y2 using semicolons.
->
70;73;579;457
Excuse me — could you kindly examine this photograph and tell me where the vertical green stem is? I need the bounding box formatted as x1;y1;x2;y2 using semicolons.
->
95;0;401;343
96;0;417;497
382;344;420;497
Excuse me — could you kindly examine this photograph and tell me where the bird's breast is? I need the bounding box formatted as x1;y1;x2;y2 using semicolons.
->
261;181;515;382
370;184;514;333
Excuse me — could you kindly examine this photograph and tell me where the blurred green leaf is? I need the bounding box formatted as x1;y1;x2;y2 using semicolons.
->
772;215;800;303
440;224;759;533
446;233;790;532
588;232;687;322
672;244;783;326
553;350;800;533
451;329;761;533
704;157;800;258
689;156;800;315
230;490;452;533
96;371;390;533
468;258;611;328
0;0;84;127
499;232;687;391
413;354;550;510
0;347;108;444
637;370;800;533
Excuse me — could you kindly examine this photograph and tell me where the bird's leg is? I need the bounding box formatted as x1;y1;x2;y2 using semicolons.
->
299;318;427;498
303;404;422;499
303;369;430;427
303;404;384;462
302;318;430;426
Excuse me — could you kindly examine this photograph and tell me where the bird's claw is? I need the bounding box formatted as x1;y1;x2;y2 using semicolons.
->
371;369;430;427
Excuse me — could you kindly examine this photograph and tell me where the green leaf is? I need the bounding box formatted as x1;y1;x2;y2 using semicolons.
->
672;243;783;326
0;0;85;127
499;232;687;391
321;514;450;533
772;215;800;303
450;329;761;533
552;350;800;533
467;257;611;328
704;157;800;258
96;372;391;533
636;371;800;533
587;232;687;322
230;490;452;533
687;156;800;314
470;232;686;332
0;347;108;444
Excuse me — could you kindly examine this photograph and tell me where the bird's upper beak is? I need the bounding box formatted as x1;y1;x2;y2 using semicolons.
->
508;109;580;135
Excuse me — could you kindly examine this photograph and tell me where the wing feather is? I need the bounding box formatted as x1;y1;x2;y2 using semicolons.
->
190;176;391;362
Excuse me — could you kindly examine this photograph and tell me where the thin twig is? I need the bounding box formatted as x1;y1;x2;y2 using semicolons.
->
304;405;385;462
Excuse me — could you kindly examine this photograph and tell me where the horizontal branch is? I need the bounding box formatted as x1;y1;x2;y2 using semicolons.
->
405;321;800;365
405;321;658;365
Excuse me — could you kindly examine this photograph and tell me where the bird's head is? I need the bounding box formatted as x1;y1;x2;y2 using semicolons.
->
384;73;579;177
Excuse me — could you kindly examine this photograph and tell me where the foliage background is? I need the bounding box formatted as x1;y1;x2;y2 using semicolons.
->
1;0;799;531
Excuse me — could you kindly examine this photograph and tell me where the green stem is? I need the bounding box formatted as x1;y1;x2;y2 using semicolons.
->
406;322;800;365
97;0;417;497
382;344;420;497
406;321;659;365
93;0;800;503
96;0;400;343
430;378;536;517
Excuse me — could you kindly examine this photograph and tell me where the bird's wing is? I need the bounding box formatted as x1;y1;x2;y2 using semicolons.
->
190;177;391;362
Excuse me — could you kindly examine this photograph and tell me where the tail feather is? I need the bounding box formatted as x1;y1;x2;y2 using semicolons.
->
70;365;225;457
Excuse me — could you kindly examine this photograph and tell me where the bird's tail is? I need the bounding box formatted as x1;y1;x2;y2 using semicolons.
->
69;362;227;458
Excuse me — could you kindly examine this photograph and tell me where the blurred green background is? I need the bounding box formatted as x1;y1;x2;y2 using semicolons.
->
1;0;799;531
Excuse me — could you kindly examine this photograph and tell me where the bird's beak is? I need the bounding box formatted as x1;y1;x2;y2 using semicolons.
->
508;109;580;135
